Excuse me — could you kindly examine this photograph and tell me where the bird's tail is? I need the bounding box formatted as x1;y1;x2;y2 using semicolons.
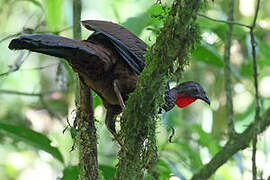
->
8;34;99;61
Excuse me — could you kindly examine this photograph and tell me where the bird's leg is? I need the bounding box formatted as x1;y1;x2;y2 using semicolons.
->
113;80;126;111
105;105;124;146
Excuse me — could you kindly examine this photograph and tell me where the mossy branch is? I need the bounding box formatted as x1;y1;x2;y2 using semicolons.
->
72;0;99;179
191;107;270;180
115;0;206;179
76;82;98;180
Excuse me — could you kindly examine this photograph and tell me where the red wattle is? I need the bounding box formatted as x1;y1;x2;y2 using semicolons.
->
176;94;197;108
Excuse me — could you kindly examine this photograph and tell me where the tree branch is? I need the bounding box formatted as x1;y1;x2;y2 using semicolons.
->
115;0;205;179
250;0;261;179
0;52;30;78
198;13;252;29
72;0;99;179
76;82;98;180
223;0;235;136
191;107;270;180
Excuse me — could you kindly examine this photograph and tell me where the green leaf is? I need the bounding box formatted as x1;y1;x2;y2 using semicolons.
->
121;4;164;36
192;41;224;67
177;142;203;169
240;63;253;77
167;160;187;180
45;0;64;31
257;40;270;59
99;165;116;180
155;160;172;179
61;166;79;180
122;13;149;36
189;125;220;155
0;122;64;163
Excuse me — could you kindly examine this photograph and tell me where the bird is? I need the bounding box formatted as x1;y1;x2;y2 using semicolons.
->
8;20;210;140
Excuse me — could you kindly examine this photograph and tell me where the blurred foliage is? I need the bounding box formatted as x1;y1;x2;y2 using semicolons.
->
0;0;270;180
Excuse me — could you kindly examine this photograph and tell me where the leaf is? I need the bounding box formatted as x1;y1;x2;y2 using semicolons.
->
0;122;64;163
45;0;64;31
121;4;164;36
99;165;116;180
257;40;270;59
163;142;202;170
192;41;224;67
258;58;270;66
177;142;203;169
122;13;149;36
61;166;79;180
155;160;172;179
240;63;253;77
189;124;220;155
167;160;187;180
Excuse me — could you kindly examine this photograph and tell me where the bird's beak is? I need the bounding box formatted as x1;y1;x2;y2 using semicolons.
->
199;94;210;105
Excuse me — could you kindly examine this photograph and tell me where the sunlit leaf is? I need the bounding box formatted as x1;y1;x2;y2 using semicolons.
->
122;4;164;36
0;122;64;163
122;13;149;36
192;41;224;67
45;0;64;31
61;166;79;180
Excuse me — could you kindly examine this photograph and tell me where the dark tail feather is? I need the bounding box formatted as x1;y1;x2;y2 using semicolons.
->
8;34;98;60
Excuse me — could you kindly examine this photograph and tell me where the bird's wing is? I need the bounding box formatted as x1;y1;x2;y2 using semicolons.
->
82;20;147;74
8;34;99;60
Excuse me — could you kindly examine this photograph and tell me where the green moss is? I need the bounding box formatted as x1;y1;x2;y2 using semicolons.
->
115;0;206;179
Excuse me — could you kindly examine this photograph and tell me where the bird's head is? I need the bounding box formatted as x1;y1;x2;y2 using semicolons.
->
162;81;210;112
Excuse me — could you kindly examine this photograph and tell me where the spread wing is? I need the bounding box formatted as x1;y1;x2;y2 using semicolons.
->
82;20;147;75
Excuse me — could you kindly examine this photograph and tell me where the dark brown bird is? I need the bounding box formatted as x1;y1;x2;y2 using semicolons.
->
8;20;210;138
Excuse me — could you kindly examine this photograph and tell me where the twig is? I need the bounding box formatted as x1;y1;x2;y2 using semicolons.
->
250;0;261;179
0;89;67;120
0;52;30;78
198;13;252;29
0;26;71;44
0;89;43;97
20;63;58;71
0;89;67;97
223;0;235;136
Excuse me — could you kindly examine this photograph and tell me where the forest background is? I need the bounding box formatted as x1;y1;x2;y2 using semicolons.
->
1;0;270;179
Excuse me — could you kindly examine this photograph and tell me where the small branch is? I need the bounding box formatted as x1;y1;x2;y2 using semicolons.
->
0;52;30;78
0;89;43;97
198;13;252;29
191;108;270;180
20;63;58;71
223;0;235;136
0;89;67;98
0;89;67;120
252;136;258;180
72;0;98;179
250;0;261;179
0;26;71;43
250;0;261;120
